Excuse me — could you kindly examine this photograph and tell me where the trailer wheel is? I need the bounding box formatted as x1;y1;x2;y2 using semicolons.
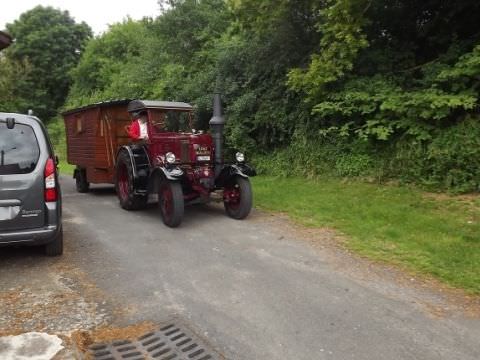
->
159;179;184;228
75;168;89;193
223;176;253;220
115;151;147;210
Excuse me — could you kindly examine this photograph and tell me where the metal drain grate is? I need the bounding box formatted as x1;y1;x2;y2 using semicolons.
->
89;323;221;360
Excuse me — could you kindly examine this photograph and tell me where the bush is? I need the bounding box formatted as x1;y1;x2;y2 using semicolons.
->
335;154;373;177
252;132;377;179
426;117;480;192
46;116;67;161
252;117;480;193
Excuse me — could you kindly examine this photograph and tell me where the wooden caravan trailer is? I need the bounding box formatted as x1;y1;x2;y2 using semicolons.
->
62;100;133;189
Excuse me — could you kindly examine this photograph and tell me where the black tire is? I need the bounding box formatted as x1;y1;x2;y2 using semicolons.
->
75;168;90;193
45;227;63;256
158;179;184;228
115;151;148;210
224;176;253;220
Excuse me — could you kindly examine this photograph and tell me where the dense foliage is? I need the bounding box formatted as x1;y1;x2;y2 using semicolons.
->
0;6;91;119
4;1;480;192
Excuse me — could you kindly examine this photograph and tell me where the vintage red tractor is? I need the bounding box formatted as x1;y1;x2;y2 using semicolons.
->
63;95;255;227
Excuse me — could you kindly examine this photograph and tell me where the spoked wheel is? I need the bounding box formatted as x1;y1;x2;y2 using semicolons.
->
158;179;184;228
117;161;129;202
223;176;253;219
115;151;147;210
75;168;89;193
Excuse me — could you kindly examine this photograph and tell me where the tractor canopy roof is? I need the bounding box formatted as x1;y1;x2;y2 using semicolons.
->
128;100;193;113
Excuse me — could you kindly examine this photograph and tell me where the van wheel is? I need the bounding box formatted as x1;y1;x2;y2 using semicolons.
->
159;180;184;228
115;151;147;210
45;227;63;256
223;176;253;219
75;168;89;193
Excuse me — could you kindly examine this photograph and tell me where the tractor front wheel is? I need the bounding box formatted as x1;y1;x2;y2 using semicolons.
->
159;180;184;228
115;151;147;210
223;176;252;220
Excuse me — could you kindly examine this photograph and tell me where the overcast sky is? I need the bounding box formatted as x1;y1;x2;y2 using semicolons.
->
0;0;162;34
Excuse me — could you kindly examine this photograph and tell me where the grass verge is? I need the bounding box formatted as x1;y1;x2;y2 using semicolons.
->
58;160;75;175
252;176;480;294
46;117;74;176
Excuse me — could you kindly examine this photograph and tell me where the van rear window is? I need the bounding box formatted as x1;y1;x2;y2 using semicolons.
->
0;121;40;175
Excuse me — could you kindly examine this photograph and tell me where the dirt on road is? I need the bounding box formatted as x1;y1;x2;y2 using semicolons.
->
0;222;125;357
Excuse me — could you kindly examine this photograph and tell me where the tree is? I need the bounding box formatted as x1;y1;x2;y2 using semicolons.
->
5;6;91;120
65;0;480;190
0;57;33;112
68;19;153;105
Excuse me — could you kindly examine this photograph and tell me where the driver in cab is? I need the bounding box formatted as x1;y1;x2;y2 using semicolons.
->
127;111;149;141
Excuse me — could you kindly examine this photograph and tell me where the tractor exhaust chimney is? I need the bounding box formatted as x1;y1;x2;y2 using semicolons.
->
209;93;226;177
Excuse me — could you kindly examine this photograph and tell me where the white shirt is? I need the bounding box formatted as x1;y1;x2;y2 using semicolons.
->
139;120;148;140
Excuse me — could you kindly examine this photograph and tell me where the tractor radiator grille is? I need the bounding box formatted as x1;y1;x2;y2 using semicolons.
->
180;140;190;163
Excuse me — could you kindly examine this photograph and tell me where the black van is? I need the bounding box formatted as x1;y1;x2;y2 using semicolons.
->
0;113;62;255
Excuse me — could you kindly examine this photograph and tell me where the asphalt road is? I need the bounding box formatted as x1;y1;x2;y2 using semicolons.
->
2;175;479;359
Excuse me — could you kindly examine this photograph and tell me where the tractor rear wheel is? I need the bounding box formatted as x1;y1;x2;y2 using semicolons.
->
158;179;184;228
223;176;252;220
115;151;148;210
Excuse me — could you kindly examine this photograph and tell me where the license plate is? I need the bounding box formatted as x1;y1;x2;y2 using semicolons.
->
0;206;20;221
197;156;211;162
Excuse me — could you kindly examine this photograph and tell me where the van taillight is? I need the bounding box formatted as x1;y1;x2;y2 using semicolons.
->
44;158;57;202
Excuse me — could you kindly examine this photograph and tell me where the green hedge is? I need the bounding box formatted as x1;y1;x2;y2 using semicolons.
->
253;117;480;193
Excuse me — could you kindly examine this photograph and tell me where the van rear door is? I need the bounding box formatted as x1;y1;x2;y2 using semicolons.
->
0;119;46;231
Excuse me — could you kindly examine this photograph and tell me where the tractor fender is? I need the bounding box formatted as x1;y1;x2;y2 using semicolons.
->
215;164;256;187
117;146;137;178
149;166;184;193
116;145;151;193
149;166;184;194
150;166;184;182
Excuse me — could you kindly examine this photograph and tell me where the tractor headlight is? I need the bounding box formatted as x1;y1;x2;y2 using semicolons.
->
166;152;176;164
236;152;245;163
